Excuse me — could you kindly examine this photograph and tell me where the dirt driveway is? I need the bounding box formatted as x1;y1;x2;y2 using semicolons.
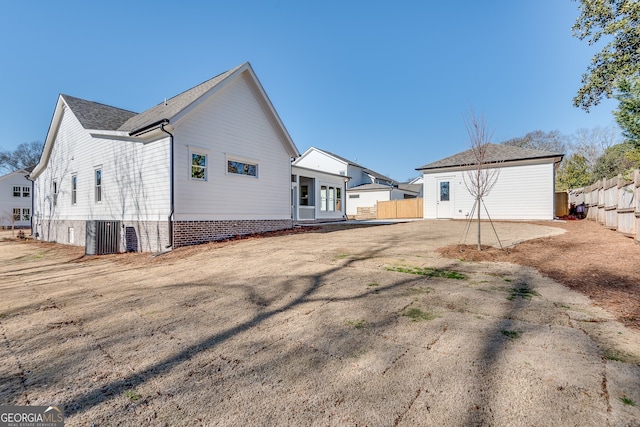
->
1;221;639;426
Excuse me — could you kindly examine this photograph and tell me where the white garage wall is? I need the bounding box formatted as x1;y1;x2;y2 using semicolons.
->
423;162;556;220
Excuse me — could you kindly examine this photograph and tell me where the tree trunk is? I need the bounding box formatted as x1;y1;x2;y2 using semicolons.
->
477;196;481;251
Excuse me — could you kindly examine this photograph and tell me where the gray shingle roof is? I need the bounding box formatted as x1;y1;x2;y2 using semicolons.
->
61;94;137;130
118;64;244;133
416;143;563;171
347;183;393;191
314;148;397;184
397;183;422;193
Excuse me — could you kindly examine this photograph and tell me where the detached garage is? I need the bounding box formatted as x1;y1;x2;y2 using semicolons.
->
416;144;563;220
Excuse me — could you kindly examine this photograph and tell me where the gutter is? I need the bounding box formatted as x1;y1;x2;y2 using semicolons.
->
129;119;175;249
128;119;171;138
25;173;35;237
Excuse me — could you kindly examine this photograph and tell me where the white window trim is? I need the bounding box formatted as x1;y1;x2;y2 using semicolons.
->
94;167;102;203
225;153;259;178
12;186;20;197
71;174;77;205
188;145;210;182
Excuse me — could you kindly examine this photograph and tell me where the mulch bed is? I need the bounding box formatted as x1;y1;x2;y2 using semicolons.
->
438;220;640;330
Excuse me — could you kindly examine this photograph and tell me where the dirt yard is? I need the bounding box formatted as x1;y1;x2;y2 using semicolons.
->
0;220;639;426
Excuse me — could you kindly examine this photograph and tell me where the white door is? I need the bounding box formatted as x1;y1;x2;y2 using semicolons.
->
436;179;453;218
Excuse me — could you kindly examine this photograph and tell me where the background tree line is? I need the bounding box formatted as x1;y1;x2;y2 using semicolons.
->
497;127;637;191
0;141;43;174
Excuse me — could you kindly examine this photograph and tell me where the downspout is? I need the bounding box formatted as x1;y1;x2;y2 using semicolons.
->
25;173;35;237
160;122;175;248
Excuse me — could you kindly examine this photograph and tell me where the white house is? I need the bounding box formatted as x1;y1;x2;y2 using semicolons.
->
0;169;32;229
291;165;347;222
416;144;564;220
30;62;300;252
293;147;404;218
345;183;421;217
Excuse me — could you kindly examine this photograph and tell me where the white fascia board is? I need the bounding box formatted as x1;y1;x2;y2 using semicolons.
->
30;96;66;179
419;156;563;174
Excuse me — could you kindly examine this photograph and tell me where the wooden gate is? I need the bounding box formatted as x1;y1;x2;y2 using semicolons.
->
377;198;423;219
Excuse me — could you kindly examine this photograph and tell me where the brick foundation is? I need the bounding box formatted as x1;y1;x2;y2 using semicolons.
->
35;219;170;253
173;219;293;248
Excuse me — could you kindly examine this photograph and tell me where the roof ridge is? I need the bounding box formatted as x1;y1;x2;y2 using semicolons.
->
60;94;137;115
148;64;245;108
118;62;247;132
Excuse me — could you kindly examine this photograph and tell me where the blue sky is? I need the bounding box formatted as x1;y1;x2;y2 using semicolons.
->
2;0;619;181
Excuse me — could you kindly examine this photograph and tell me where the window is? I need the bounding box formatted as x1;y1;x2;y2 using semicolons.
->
439;181;450;201
227;159;257;177
71;175;77;205
320;186;327;211
191;153;207;180
13;186;20;197
95;169;102;202
349;194;360;199
336;188;342;211
328;187;335;211
320;186;338;211
53;180;58;206
300;185;309;206
10;208;29;222
22;186;30;198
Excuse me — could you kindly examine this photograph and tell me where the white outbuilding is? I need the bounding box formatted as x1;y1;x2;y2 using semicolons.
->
416;144;563;220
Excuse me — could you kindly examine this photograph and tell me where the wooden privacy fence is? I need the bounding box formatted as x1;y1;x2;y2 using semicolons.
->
377;198;423;219
568;169;640;242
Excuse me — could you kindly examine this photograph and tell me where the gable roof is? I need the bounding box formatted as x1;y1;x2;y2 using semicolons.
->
397;183;422;193
346;183;393;192
297;147;397;184
31;62;299;179
118;64;244;133
416;143;563;171
61;95;137;130
0;168;32;181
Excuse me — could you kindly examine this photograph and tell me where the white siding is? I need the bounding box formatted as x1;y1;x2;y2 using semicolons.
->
346;189;391;216
33;108;171;241
293;148;381;188
422;162;556;220
0;170;32;227
173;74;292;220
295;150;347;176
347;165;374;187
292;166;345;221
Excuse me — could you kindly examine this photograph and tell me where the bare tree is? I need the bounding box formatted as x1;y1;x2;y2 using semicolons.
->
462;108;500;251
569;126;620;173
0;141;43;173
501;130;567;154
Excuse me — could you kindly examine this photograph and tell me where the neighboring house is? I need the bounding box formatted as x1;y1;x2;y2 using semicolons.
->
30;62;300;252
291;165;347;222
345;183;421;216
416;144;564;220
0;168;32;229
293;147;399;218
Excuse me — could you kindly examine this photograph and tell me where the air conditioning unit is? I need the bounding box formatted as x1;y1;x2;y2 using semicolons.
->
86;220;121;255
